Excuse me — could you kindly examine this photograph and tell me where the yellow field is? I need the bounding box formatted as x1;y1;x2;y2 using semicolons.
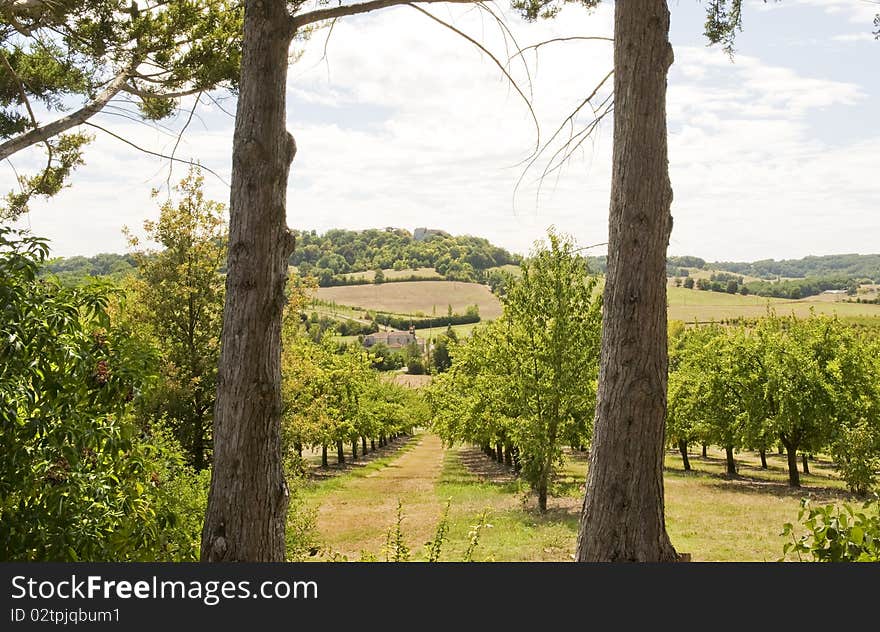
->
315;281;503;320
666;285;880;322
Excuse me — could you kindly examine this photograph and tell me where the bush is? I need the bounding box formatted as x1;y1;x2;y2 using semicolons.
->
782;498;880;562
0;228;205;561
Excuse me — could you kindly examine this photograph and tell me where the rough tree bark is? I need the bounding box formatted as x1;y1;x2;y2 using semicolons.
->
759;448;767;469
576;0;678;562
200;0;296;561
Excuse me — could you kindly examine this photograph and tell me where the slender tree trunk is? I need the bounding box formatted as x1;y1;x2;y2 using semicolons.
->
759;448;767;469
336;440;345;464
538;478;548;513
201;0;294;562
351;439;358;460
678;440;690;472
801;453;809;475
576;0;678;562
496;441;504;463
702;444;707;458
512;446;521;473
778;445;784;455
295;442;303;460
724;446;736;476
504;444;513;466
362;436;367;455
321;444;328;468
784;441;800;487
371;438;376;451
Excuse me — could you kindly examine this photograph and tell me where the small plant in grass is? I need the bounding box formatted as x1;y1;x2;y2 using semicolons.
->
424;499;452;562
781;498;880;562
464;510;492;562
383;499;411;562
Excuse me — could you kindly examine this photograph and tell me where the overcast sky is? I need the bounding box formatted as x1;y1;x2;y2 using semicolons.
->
5;0;878;260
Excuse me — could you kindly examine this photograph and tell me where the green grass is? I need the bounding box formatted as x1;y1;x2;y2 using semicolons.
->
298;436;420;498
433;450;578;561
667;285;880;322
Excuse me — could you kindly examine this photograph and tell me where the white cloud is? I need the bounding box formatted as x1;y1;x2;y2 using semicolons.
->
832;32;876;42
3;2;877;262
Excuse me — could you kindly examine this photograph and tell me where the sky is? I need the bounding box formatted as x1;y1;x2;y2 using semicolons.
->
5;0;879;261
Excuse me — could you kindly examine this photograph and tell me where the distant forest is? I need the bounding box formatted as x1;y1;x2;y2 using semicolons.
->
41;235;879;296
710;254;880;282
43;253;136;285
290;228;521;286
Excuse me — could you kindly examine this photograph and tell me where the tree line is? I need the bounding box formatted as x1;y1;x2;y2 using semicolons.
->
291;228;521;286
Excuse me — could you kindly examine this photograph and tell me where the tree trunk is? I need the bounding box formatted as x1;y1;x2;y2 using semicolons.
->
724;446;736;476
512;446;521;473
362;436;367;455
576;0;678;563
496;441;504;463
784;441;800;487
371;438;376;451
504;444;513;466
336;440;345;464
201;0;294;562
538;478;548;513
759;448;767;469
778;445;784;455
321;444;328;468
678;440;690;472
801;453;809;475
351;439;358;460
702;443;707;458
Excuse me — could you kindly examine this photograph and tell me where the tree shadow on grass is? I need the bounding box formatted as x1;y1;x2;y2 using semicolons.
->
305;434;418;482
457;446;519;485
704;478;857;503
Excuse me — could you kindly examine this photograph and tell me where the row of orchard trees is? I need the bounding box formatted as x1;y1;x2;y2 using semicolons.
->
281;283;430;467
667;314;880;493
429;232;602;512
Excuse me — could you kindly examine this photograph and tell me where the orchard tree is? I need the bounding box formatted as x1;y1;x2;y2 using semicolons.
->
501;231;602;511
431;231;602;512
124;168;226;470
756;315;838;487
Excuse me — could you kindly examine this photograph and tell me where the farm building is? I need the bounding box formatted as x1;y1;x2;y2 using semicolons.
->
362;329;425;352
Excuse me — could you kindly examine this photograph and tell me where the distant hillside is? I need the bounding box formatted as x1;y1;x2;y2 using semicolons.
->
709;254;880;282
290;227;521;286
43;253;136;285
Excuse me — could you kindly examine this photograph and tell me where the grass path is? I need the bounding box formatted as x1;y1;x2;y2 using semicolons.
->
308;433;447;560
305;434;856;561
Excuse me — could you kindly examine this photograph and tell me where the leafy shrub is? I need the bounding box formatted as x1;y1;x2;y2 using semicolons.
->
782;498;880;562
0;228;205;561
